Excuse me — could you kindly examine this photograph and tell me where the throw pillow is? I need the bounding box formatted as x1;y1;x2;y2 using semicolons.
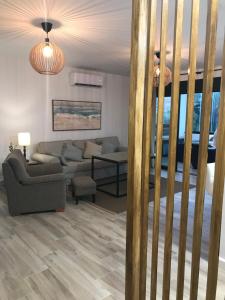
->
83;141;102;159
102;141;117;154
62;143;83;162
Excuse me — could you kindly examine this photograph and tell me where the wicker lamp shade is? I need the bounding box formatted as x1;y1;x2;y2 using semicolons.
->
29;41;65;75
153;64;172;87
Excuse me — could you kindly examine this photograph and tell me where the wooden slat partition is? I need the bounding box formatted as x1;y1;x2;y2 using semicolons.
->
190;0;219;299
139;0;157;297
206;37;225;300
162;0;184;299
126;0;222;299
150;1;169;299
125;0;151;299
176;0;200;299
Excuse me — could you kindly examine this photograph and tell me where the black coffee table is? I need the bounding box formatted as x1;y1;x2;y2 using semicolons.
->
91;152;128;197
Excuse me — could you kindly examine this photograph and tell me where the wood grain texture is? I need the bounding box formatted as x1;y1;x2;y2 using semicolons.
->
0;181;225;299
139;0;157;298
150;1;169;299
125;0;149;299
176;0;200;299
162;0;184;299
206;36;225;300
190;0;219;299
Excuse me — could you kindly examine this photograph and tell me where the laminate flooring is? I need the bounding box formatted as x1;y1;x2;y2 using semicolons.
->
0;170;224;299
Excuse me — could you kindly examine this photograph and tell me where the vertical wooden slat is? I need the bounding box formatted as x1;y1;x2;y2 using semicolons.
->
206;37;225;300
139;0;157;297
189;0;219;299
125;0;149;299
150;1;169;299
162;0;184;299
176;0;200;299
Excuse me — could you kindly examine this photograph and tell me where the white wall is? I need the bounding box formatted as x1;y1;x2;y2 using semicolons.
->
45;69;129;144
0;51;130;176
0;51;46;169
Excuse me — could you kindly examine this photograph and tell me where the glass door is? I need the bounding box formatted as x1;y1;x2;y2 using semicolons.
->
156;96;171;169
177;92;220;171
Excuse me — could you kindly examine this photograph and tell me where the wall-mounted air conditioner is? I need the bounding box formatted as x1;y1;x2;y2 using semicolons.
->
69;71;104;87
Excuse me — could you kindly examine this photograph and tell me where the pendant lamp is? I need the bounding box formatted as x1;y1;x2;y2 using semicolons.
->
30;22;64;75
153;51;172;87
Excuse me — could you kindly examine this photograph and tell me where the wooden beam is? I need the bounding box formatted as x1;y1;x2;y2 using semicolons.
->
125;0;150;299
206;36;225;300
176;0;200;299
139;0;157;297
190;0;219;299
162;0;184;298
150;1;169;299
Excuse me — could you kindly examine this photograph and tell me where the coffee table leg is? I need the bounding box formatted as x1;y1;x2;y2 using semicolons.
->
116;163;120;197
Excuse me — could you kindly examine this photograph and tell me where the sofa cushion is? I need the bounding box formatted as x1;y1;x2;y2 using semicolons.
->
72;139;96;152
83;141;102;159
63;159;113;174
95;136;120;149
102;141;117;154
31;153;60;164
37;140;72;156
62;143;83;162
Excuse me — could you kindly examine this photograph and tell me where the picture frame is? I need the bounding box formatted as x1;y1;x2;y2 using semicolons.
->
52;100;102;131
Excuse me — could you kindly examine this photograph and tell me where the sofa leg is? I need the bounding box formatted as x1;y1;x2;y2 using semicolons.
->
56;208;65;212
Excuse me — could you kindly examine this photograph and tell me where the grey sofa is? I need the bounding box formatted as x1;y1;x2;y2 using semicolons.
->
31;136;127;183
2;150;66;216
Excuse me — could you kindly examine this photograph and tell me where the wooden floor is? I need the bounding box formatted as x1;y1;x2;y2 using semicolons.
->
0;170;224;299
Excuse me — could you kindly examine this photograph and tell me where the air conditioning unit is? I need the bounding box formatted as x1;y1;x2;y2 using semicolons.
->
69;71;104;87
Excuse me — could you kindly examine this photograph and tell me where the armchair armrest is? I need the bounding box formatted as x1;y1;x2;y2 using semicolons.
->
27;163;63;177
31;153;60;164
117;146;128;152
22;173;65;185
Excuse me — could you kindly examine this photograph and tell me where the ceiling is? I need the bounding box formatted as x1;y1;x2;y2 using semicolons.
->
0;0;224;76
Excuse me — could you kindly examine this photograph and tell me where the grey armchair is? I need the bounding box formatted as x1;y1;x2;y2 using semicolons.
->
2;150;66;216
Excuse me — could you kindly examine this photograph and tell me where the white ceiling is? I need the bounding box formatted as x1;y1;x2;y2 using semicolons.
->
0;0;224;76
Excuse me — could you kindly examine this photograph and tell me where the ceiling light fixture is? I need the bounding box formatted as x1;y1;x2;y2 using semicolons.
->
153;51;172;87
29;22;64;75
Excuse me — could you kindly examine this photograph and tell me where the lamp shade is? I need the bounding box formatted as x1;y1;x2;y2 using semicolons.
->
18;132;31;146
153;65;172;87
29;41;64;75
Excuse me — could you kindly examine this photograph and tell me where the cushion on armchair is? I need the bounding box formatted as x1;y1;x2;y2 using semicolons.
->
22;173;64;185
27;163;63;177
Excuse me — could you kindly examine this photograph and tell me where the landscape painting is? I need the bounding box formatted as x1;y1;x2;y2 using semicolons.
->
52;100;102;131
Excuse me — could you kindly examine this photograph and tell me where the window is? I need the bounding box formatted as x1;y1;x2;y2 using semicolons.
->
156;96;171;137
193;92;220;133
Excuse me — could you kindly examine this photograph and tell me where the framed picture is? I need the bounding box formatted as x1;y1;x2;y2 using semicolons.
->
52;100;102;131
